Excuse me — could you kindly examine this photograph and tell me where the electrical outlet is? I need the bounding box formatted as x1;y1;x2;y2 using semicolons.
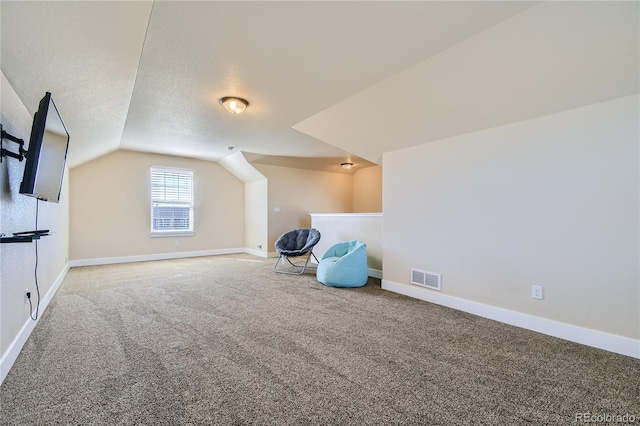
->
257;244;262;249
174;240;179;247
25;289;31;303
532;285;543;300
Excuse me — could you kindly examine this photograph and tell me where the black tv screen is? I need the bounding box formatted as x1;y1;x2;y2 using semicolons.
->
19;92;69;203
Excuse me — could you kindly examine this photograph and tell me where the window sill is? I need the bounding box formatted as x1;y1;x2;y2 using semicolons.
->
150;231;195;238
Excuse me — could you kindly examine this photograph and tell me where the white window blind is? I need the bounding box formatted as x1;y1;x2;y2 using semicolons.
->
150;167;194;235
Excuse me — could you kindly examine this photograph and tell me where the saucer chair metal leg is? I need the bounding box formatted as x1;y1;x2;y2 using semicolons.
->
273;251;318;275
273;255;284;272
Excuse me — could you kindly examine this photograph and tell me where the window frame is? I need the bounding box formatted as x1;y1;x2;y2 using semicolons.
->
149;166;195;238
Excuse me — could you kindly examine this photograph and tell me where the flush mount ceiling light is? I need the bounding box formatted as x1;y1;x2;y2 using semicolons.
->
341;162;354;169
219;97;249;114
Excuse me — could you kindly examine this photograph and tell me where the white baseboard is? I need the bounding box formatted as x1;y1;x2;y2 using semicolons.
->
69;248;247;267
1;262;70;384
244;248;269;258
368;268;382;279
382;279;640;359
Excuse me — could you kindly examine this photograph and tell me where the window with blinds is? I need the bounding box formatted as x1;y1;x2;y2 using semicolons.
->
150;167;194;236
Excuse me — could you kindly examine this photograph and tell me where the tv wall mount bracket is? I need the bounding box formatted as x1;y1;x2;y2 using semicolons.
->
0;123;28;163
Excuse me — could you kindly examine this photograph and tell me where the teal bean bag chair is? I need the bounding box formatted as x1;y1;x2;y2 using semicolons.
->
317;240;368;288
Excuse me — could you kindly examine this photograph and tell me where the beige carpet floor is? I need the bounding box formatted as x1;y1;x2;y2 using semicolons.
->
1;254;638;425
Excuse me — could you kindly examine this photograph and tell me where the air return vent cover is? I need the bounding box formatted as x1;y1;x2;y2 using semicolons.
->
411;269;441;291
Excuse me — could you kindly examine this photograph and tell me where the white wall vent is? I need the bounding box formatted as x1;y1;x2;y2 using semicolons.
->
410;269;441;291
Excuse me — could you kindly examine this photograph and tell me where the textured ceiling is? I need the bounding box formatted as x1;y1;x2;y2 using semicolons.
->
293;1;640;163
6;2;635;173
0;1;153;167
1;1;539;171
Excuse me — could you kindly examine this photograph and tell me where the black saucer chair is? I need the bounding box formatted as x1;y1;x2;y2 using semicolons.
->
273;228;321;275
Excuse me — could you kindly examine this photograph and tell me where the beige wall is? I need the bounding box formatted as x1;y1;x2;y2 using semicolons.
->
70;150;244;260
383;95;639;339
253;164;353;251
1;73;70;366
311;213;382;272
353;165;382;213
245;179;268;254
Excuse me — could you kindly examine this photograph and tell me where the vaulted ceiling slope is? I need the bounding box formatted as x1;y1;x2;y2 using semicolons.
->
1;1;153;168
294;1;640;163
4;2;635;172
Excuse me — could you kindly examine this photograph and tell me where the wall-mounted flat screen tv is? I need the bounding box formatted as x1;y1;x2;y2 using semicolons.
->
19;92;70;203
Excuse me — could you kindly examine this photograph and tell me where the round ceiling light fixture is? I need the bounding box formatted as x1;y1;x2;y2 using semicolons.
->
341;162;354;169
219;97;249;114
